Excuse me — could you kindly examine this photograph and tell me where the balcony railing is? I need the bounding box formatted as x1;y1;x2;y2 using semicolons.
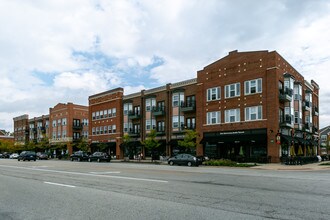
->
152;106;166;116
72;124;83;130
156;127;166;135
313;106;319;116
128;111;141;120
128;129;140;137
280;115;293;128
303;101;311;111
180;101;196;112
279;88;293;102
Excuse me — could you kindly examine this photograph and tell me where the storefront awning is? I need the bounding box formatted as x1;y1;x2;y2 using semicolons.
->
201;129;267;144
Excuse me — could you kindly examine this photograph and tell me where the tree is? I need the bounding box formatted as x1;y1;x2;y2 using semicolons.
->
142;130;160;161
74;137;89;152
178;129;198;153
122;134;133;158
97;142;108;152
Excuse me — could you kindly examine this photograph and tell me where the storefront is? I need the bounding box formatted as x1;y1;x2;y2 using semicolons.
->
201;128;267;162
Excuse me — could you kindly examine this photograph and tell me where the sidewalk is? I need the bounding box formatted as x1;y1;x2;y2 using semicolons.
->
251;161;330;171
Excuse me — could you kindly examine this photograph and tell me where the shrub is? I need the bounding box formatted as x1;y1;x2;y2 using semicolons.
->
204;159;256;167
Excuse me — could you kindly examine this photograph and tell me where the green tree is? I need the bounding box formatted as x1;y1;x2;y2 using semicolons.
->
142;130;160;161
178;129;198;153
122;134;133;158
74;137;89;152
97;142;108;152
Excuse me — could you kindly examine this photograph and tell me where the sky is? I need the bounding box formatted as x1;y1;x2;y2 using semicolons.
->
0;0;330;133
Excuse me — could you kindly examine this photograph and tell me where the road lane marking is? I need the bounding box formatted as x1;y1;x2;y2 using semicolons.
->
89;171;121;174
0;165;168;183
44;182;76;188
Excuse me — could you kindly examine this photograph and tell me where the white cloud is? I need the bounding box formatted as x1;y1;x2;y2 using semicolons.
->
1;0;330;132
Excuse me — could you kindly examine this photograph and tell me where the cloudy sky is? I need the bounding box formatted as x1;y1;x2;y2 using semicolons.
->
0;0;329;132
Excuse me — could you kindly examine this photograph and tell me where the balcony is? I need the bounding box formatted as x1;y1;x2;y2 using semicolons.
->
312;126;318;134
72;124;83;130
304;123;312;132
128;111;141;120
128;129;140;137
152;106;166;116
280;115;293;128
156;127;166;136
181;101;196;112
279;88;293;102
303;101;311;111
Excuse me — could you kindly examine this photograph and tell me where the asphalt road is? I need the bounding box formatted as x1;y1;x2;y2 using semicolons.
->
0;159;330;220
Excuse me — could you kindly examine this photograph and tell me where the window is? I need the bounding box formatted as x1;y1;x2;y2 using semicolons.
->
52;120;56;127
207;111;221;125
172;92;184;107
146;120;151;130
245;78;262;95
100;126;103;134
245;106;262;121
108;109;112;117
124;123;128;132
57;119;61;125
112;108;116;117
225;83;240;98
103;110;108;118
172;116;184;129
92;128;95;135
124;103;132;115
146;98;156;111
112;125;116;133
62;130;67;138
62;118;67;126
100;111;104;119
92;112;96;120
104;126;108;134
108;125;112;134
207;87;221;101
157;121;165;132
225;109;240;123
186;117;196;129
96;127;99;135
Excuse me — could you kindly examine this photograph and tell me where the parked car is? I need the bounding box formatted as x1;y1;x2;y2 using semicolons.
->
70;151;89;162
9;153;19;159
38;153;49;160
168;154;202;167
88;152;111;162
1;152;10;158
18;151;36;161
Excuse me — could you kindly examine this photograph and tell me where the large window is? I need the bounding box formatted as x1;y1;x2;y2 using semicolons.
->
225;109;240;123
124;103;132;115
207;87;220;101
172;116;184;129
225;83;240;98
245;78;262;95
245;106;262;121
172;92;184;107
206;111;221;125
146;98;156;111
146;120;156;130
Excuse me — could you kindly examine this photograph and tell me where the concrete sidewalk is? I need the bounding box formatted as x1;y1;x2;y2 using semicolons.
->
251;161;330;171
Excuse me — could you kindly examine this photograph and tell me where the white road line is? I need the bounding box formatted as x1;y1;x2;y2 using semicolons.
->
0;165;168;183
89;171;121;174
44;182;76;188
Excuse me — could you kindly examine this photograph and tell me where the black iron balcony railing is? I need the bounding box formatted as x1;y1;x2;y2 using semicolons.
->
152;106;166;116
128;129;140;137
73;124;83;130
279;88;293;102
181;101;196;112
280;115;292;127
128;110;141;120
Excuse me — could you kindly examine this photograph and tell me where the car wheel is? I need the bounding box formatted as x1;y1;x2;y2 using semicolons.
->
169;161;174;166
18;159;20;161
34;159;36;161
187;161;192;167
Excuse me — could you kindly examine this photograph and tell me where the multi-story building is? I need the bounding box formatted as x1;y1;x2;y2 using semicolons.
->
13;114;29;146
196;50;319;162
0;130;14;143
28;115;49;144
319;126;330;155
88;50;319;162
88;88;123;158
49;102;89;155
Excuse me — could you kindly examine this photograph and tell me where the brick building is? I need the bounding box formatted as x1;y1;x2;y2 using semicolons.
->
49;102;89;155
28;115;49;144
89;50;319;162
13;114;29;146
88;88;123;158
196;50;319;162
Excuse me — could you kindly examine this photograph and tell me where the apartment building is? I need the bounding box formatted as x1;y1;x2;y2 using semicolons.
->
0;130;14;143
88;88;123;158
196;50;319;162
49;102;89;155
319;126;330;155
28;115;49;144
13;114;29;146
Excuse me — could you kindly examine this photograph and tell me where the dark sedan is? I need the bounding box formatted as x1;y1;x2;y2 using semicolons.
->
70;151;89;162
168;153;202;167
18;151;37;161
88;152;110;162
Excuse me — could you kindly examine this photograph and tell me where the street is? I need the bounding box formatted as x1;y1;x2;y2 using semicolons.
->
1;159;330;220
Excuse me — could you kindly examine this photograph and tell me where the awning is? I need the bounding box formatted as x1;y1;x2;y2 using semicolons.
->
200;133;267;144
281;135;295;143
295;137;309;145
